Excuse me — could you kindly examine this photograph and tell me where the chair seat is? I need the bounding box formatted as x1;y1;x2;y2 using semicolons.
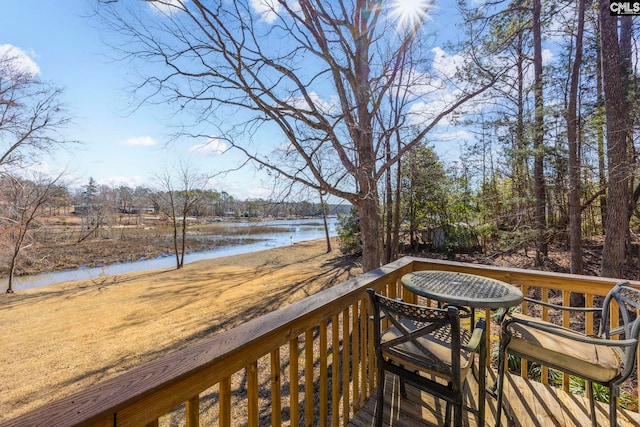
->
505;313;620;383
381;318;474;382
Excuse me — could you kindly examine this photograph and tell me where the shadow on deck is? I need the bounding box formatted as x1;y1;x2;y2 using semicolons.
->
348;370;640;427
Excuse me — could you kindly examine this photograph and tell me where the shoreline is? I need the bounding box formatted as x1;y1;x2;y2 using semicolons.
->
0;237;360;422
2;236;268;292
3;217;337;291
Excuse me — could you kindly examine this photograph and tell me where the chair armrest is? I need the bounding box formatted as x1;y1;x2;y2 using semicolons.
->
504;315;637;349
463;319;486;352
523;296;602;313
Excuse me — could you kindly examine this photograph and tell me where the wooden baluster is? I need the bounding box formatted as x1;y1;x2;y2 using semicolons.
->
540;287;549;386
367;298;375;394
562;290;570;392
342;308;350;424
247;361;258;427
585;293;594;334
319;320;328;427
219;377;231;427
388;281;397;300
584;293;595;404
186;396;199;427
331;314;340;427
305;329;314;427
352;302;360;412
271;349;282;426
290;337;300;427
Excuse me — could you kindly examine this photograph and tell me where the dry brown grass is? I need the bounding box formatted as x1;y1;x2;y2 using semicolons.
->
0;237;361;423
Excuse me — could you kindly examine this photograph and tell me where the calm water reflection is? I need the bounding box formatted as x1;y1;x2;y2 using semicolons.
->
2;218;337;292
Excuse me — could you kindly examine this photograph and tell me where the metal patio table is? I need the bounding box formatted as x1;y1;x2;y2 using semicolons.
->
401;270;523;310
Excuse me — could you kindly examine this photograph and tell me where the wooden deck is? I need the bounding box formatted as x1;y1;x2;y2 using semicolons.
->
348;370;640;427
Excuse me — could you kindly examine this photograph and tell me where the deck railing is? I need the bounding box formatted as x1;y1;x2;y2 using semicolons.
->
6;256;638;426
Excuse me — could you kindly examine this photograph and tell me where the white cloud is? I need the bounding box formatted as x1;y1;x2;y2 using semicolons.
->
287;91;339;115
433;130;472;142
118;136;158;147
0;44;40;76
407;91;458;127
250;0;282;24
99;175;146;188
387;67;442;99
189;137;227;155
431;47;467;81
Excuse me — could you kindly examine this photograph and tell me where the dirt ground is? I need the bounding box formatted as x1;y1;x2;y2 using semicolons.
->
0;237;360;423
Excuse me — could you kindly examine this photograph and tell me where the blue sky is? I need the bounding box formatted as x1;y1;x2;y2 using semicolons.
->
2;0;265;197
2;0;473;200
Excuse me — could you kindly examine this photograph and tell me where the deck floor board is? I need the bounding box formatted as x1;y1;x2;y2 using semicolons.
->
348;370;640;426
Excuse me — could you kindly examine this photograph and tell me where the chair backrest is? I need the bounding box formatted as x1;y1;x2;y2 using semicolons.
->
367;289;466;381
600;282;640;380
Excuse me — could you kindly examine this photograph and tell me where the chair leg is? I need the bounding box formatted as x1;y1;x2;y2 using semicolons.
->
375;368;385;427
444;401;452;426
495;340;508;427
478;333;487;427
453;402;462;427
609;387;618;427
588;381;596;427
495;358;506;427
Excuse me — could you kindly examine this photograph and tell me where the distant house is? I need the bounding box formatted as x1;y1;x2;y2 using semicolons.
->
72;205;95;216
119;206;155;215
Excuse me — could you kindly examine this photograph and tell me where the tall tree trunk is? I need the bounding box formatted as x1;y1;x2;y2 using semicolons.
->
600;7;630;278
596;28;607;231
620;16;636;226
568;0;585;275
392;152;402;261
353;0;380;272
357;188;382;272
533;0;547;266
385;141;393;263
515;33;526;202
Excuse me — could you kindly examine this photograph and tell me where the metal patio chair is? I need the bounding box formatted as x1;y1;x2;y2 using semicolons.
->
495;281;640;427
367;289;486;427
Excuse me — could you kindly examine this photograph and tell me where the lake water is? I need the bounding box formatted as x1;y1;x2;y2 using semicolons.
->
2;217;338;292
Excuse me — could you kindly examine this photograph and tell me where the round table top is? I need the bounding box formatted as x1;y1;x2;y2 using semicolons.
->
401;270;523;309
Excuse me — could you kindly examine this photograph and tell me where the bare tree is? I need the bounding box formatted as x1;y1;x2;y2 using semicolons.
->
152;158;210;269
0;48;73;173
96;0;501;271
0;171;68;293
